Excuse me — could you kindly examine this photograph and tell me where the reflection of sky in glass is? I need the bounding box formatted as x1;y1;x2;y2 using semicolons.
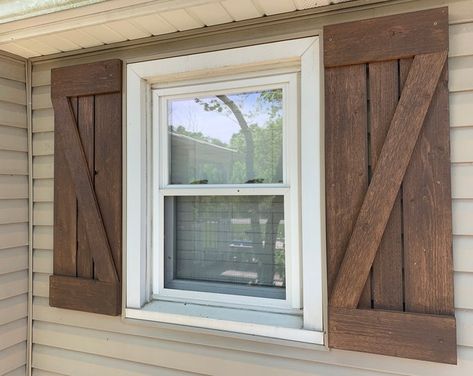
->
169;91;278;144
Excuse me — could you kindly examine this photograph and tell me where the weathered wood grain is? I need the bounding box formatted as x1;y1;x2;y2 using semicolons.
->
325;64;368;297
95;93;122;282
324;7;448;67
76;96;94;279
49;275;120;315
369;61;403;310
50;60;121;98
53;97;77;277
53;96;118;284
330;51;447;308
329;307;457;364
402;57;454;316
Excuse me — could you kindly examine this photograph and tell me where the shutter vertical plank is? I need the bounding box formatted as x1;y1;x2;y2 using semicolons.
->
330;51;447;309
95;93;122;279
77;96;95;279
402;59;454;316
325;64;368;296
53;97;77;277
369;61;403;310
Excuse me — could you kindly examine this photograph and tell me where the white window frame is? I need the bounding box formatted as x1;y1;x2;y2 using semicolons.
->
125;37;325;345
153;73;299;312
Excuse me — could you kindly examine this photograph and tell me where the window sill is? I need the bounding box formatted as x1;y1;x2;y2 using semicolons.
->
125;300;324;344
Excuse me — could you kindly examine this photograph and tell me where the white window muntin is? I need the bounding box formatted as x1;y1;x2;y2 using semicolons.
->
152;74;300;311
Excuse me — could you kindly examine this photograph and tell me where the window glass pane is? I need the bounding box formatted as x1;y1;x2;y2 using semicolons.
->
164;195;285;299
168;89;283;185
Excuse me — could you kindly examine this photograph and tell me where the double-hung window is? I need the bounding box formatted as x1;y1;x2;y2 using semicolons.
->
126;37;324;345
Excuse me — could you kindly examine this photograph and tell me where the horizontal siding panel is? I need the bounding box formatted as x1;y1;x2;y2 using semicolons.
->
32;86;52;111
0;295;27;326
32;345;197;376
33;250;52;274
32;369;66;376
453;200;473;235
454;272;473;310
450;0;473;23
0;176;28;200
0;319;27;352
450;91;473;127
0;271;28;301
33;226;52;250
0;78;26;106
451;127;473;163
33;180;53;203
33;273;49;298
454;236;473;273
0;200;28;225
31;69;50;88
33;203;53;226
33;156;53;179
31;321;397;376
450;22;473;57
0;223;28;250
458;310;473;348
31;296;473;376
33;132;54;156
33;109;54;133
5;365;27;376
0;126;27;152
0;102;26;129
0;247;28;275
0;151;27;176
0;342;26;376
452;164;473;198
450;55;473;92
0;58;25;83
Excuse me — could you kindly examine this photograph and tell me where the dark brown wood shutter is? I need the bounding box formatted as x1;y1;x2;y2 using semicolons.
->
324;8;456;364
49;60;122;316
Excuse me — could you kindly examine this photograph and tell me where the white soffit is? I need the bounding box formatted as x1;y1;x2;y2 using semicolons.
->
0;0;353;58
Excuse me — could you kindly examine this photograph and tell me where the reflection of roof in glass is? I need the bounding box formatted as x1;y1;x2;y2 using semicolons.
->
171;132;242;161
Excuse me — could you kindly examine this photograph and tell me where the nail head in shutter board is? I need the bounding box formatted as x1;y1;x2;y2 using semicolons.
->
324;7;448;68
325;64;368;297
330;51;448;309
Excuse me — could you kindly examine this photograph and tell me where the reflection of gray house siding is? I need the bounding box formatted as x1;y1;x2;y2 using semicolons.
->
171;132;242;184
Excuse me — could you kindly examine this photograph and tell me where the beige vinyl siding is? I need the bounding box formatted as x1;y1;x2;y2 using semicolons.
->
29;0;473;375
0;54;28;376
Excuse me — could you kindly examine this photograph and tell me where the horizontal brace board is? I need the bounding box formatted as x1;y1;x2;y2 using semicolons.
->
329;307;457;364
324;7;448;67
49;275;120;316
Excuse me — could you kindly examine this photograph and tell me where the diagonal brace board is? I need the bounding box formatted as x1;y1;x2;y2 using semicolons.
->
52;96;119;284
330;51;447;308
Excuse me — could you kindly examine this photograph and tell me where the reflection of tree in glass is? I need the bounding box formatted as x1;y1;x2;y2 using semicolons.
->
193;90;286;287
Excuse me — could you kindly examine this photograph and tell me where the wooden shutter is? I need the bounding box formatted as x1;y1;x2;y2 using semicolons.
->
49;60;122;316
324;8;456;363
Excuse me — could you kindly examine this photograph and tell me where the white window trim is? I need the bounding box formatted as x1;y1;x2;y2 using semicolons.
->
125;37;325;344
